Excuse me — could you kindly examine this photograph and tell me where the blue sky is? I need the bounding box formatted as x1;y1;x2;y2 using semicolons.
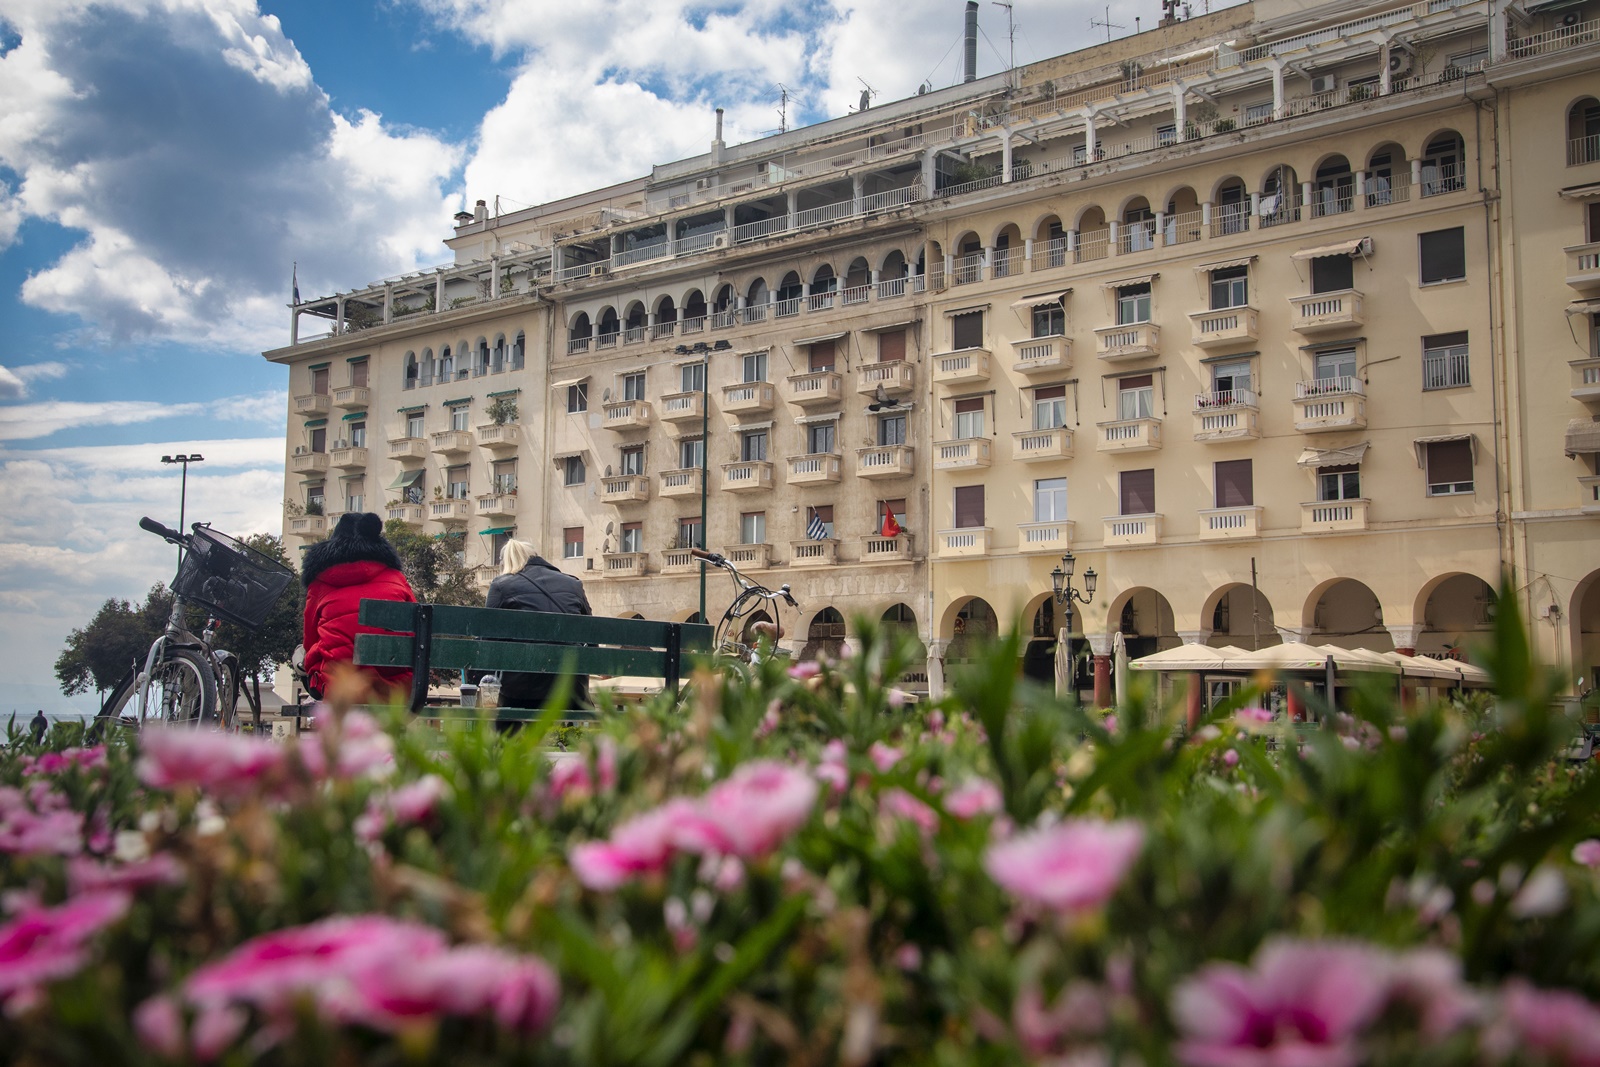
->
0;0;1222;714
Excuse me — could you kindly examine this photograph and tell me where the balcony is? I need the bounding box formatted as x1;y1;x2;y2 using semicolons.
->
293;393;330;416
856;444;915;479
328;446;369;470
934;438;991;471
1198;506;1263;541
1012;427;1075;462
287;514;326;538
1289;290;1364;333
1189;307;1259;349
1581;476;1600;515
787;453;842;485
388;436;428;462
790;540;838;568
661;549;698;575
475;423;519;451
723;543;772;570
1103;514;1162;547
659;468;703;498
1097;417;1162;453
1011;337;1071;375
786;370;843;407
601;552;648;578
659;391;706;424
332;386;369;410
1094;322;1160;361
721;460;774;492
1572;359;1600;403
1193;390;1261;442
475;493;518;519
931;349;991;387
861;533;914;563
1568;243;1600;290
1293;378;1367;432
602;400;652;431
600;475;651;505
430;430;473;455
722;381;775;415
1300;498;1370;533
857;361;916;397
1017;520;1073;553
386;503;425;526
290;450;329;474
430;499;472;524
937;527;992;558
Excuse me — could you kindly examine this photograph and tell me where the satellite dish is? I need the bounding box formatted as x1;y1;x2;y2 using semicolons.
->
602;387;611;402
605;521;615;535
605;464;614;477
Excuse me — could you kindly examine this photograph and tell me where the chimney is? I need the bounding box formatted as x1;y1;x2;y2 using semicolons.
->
712;106;726;164
964;1;978;82
473;199;487;224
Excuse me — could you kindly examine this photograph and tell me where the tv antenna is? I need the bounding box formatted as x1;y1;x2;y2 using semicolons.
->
776;84;789;133
992;2;1015;71
856;76;877;112
1090;6;1125;42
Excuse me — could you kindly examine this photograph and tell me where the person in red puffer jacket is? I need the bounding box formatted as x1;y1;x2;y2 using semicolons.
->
300;512;416;701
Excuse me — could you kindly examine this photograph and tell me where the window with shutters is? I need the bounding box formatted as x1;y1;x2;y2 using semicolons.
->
1311;254;1354;293
306;484;325;513
1033;385;1066;429
623;372;646;401
1319;464;1361;501
953;485;985;528
310;427;326;453
1589;202;1600;244
446;465;470;500
952;311;984;350
620;522;642;554
344;478;365;514
679;436;704;470
620;445;645;476
740;511;766;544
311;366;330;395
953;397;985;439
1213;459;1253;508
1035;477;1067;522
1119;469;1156;516
809;340;836;371
1210;266;1248;309
1116;283;1151;325
350;360;369;388
1422;332;1470;389
1419;228;1466;285
807;420;836;454
878;329;906;363
741;429;768;461
1424;440;1474;495
491;459;517;494
348;421;366;448
563;527;584;559
563;454;585;486
1117;375;1155;420
877;414;907;446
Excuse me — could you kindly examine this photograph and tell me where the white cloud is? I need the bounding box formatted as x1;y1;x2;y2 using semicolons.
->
0;367;24;400
0;360;68;400
0;390;284;441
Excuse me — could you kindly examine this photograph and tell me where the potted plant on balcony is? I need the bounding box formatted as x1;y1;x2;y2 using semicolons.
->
487;396;519;425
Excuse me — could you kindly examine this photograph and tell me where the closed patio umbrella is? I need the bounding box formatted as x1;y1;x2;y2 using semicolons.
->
1128;644;1249;671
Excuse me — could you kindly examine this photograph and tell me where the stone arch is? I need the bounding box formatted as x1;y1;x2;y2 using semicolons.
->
1200;583;1279;649
942;596;998;661
800;606;847;661
1031;210;1065;243
1073;204;1106;231
1414;573;1496;656
1304;578;1393;651
596;306;620;336
775;271;803;302
1417;129;1466;195
843;256;871;289
682;288;707;319
622;300;647;331
810;262;837;294
745;277;769;305
879;249;909;277
1571;569;1600;693
653;293;678;322
711;283;735;312
1104;586;1179;659
1567;96;1600;158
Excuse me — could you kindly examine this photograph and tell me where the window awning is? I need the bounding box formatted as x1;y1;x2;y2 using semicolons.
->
550;376;589;389
345;355;369;363
303;418;327;428
443;397;473;407
478;526;514;536
1196;256;1257;272
860;319;919;333
1297;442;1369;468
308;362;330;371
487;388;522;398
341;411;367;421
943;304;990;316
1291;237;1368;261
792;331;849;346
1009;289;1071;310
1559;181;1600;202
1566;297;1600;316
737;421;774;432
397;404;427;414
551;449;586;461
1413;433;1476;468
1565;418;1600;457
1100;274;1158;289
795;412;842;424
387;469;424;489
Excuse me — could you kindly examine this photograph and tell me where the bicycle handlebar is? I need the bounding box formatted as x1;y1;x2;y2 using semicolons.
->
139;516;184;544
689;547;725;565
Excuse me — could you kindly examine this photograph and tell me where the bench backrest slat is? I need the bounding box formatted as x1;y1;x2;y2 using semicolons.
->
358;634;692;678
358;600;712;650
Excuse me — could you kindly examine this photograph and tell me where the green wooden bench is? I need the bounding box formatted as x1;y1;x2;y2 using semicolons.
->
353;600;714;724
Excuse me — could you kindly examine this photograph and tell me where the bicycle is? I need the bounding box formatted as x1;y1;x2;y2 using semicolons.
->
97;517;294;731
688;548;799;665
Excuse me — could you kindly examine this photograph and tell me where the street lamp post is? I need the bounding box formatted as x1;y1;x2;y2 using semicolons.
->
160;453;204;565
1050;551;1097;696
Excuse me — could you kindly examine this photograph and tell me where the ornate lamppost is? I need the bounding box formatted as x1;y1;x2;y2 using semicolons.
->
1050;551;1097;695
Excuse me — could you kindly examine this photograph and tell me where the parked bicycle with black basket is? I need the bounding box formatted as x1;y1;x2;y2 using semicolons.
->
97;517;294;730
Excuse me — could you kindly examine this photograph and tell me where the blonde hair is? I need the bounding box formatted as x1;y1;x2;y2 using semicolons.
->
499;538;535;576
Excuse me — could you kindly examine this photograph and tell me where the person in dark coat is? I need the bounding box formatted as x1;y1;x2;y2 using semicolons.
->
485;538;592;710
29;710;48;745
301;513;416;701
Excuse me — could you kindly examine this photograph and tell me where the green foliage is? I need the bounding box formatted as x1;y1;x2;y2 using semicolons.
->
486;395;519;425
213;533;304;682
53;584;173;696
384;521;479;606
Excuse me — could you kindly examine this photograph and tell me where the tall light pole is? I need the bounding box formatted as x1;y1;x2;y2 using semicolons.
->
160;453;204;563
1051;551;1097;695
698;355;710;624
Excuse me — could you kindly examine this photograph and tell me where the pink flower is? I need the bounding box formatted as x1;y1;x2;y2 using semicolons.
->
1222;749;1240;768
595;736;618;793
868;742;902;773
345;944;559;1035
944;777;1003;820
0;891;131;1005
20;746;107;777
570;799;701;890
1234;707;1275;728
787;660;822;680
815;761;849;797
0;786;84;856
681;760;818;859
1014;978;1107;1057
547;756;593;800
357;775;450;844
894;944;922;970
133;995;185;1058
138;729;288;798
1573;839;1600;868
67;854;185;894
297;711;393;781
984;819;1144;913
1388;947;1480;1040
191;1002;248;1061
1172;938;1392;1067
882;788;940;835
1484;980;1600;1066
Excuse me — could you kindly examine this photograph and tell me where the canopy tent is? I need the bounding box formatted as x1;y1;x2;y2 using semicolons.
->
1227;642;1391;672
1129;644;1249;671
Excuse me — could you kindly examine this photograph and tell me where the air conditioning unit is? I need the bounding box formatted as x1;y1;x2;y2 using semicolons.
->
1562;11;1581;26
589;264;609;279
293;445;307;455
1356;236;1375;256
1310;74;1338;94
711;234;729;250
332;440;348;450
1388;48;1413;75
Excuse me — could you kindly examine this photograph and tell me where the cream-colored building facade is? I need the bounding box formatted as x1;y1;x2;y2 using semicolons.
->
265;0;1600;700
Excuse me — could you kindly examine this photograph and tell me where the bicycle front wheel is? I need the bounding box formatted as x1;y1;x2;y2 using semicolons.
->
151;650;218;727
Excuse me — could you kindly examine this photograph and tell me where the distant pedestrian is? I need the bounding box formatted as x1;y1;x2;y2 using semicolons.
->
29;710;48;745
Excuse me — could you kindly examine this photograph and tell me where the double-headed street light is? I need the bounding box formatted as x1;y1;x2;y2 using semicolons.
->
160;453;204;563
1050;551;1097;690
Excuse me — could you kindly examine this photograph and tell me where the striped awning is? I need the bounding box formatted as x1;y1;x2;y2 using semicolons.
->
1291;237;1367;260
1009;289;1071;310
1565;419;1600;457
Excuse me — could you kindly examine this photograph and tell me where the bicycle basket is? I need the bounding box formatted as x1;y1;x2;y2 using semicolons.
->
173;525;295;630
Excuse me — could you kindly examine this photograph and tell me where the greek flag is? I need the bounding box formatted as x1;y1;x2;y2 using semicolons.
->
806;509;827;541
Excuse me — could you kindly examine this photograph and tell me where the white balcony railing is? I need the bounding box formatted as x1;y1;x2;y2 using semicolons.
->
1095;321;1161;360
861;533;914;562
1300;498;1370;532
1198;506;1262;540
721;381;775;414
1017;521;1073;553
600;475;651;505
932;350;991;386
1012;427;1075;461
790;540;838;567
937;527;992;557
1103;514;1162;546
787;370;843;407
858;361;916;396
1189;306;1259;348
659;391;706;422
934;438;992;470
1097;417;1162;452
1567;243;1600;289
1289;290;1364;331
721;460;774;492
856;444;915;478
659;468;703;497
1012;336;1070;374
787;453;842;484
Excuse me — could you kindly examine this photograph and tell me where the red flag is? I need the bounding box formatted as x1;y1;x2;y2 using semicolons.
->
880;504;902;538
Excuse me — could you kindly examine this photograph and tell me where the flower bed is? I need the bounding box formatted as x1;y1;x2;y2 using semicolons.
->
3;600;1600;1065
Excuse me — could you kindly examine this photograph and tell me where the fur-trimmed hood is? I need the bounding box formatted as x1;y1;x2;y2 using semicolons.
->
301;512;405;588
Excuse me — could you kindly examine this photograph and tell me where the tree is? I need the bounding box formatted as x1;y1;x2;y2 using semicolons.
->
384;522;480;606
213;533;304;682
54;585;174;698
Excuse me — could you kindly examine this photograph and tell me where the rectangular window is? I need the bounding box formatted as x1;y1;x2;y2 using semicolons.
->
306;485;325;512
952;312;984;350
877;414;907;446
623;372;646;401
491;531;511;567
741;429;768;462
1589;201;1600;244
451;406;470;431
1032;303;1065;338
878;329;906;363
1209;266;1248;309
1311;254;1354;293
953;397;985;439
403;473;425;505
310;427;326;453
1033;385;1066;429
953;484;985;529
1244;101;1273;125
1116;283;1152;325
567;382;588;413
1314;348;1357;383
1035;477;1067;522
344;478;365;514
446;464;470;499
1214;459;1253;508
1117;375;1155;420
311;366;329;395
678;516;702;549
742;351;767;383
406;413;424;438
620;445;645;476
1119;468;1156;516
1319;464;1361;501
679;437;704;470
439;353;454;382
740;511;766;545
1422;331;1470;389
491;459;517;495
1156;123;1177;146
350;361;369;388
348;421;366;448
1425;439;1474;495
880;498;908;530
619;522;642;554
1419;227;1466;284
680;362;705;393
809;341;837;372
563;454;586;486
806;504;835;541
807;420;836;454
563;527;584;559
1211;360;1252;399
